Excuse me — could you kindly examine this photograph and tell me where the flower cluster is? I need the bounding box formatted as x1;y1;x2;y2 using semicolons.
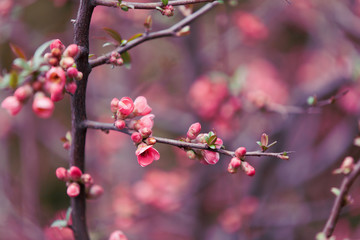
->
1;39;82;118
157;5;174;17
109;51;124;66
110;96;160;167
55;166;104;199
184;122;223;165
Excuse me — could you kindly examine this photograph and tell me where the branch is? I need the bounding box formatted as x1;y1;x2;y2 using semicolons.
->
89;0;220;68
81;120;290;160
93;0;215;9
322;159;360;238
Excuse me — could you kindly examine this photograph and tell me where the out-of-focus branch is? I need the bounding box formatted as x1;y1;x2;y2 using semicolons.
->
81;120;290;160
89;1;219;68
322;160;360;238
93;0;215;9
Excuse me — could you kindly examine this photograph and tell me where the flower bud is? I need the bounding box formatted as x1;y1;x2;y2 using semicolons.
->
1;96;22;116
14;84;33;101
131;132;142;144
115;120;126;130
235;147;246;159
110;98;120;113
51;47;62;58
60;57;75;69
63;44;79;58
146;137;156;145
162;5;174;17
67;182;80;197
186;150;196;159
230;157;241;169
66;67;79;78
139;127;152;138
56;167;69;181
76;71;83;80
81;173;94;188
241;161;255;176
32;92;54;118
187;122;201;140
50;39;65;51
87;184;104;199
109;230;128;240
65;82;77;95
69;166;82;181
63;142;70;150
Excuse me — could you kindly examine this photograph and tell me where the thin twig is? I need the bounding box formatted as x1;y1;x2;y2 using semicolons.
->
89;1;220;68
322;160;360;238
81;120;290;160
93;0;215;9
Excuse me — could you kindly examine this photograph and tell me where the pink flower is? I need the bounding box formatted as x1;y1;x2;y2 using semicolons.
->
69;166;82;181
60;57;75;69
241;161;255;176
136;114;154;130
187;122;201;140
63;44;79;58
230;157;241;169
81;173;94;188
109;230;128;240
65;82;77;95
32;93;54;118
1;96;22;116
115;120;126;130
66;67;79;78
55;167;69;181
236;12;268;41
110;98;120;113
131;132;142;143
235;147;246;159
50;39;65;51
202;150;220;165
14;84;33;101
67;182;80;197
49;84;65;102
87;184;104;199
133;96;152;116
45;67;66;98
117;97;134;118
135;143;160;167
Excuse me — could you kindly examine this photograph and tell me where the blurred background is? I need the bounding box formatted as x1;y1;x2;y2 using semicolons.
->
1;0;360;239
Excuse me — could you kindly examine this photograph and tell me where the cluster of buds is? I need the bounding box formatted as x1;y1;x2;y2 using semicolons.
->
158;5;174;17
184;122;224;165
227;147;255;176
55;166;104;199
1;39;82;118
110;96;160;167
109;51;124;66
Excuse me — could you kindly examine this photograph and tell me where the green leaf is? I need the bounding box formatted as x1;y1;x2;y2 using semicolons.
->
65;207;72;222
50;219;68;228
207;134;217;146
120;5;129;11
102;42;114;48
13;58;31;70
208;145;216;150
33;40;53;68
256;141;262;146
267;141;277;148
120;51;131;69
128;33;143;42
9;71;18;89
120;40;128;46
9;43;26;59
88;54;95;58
103;27;122;45
161;0;168;6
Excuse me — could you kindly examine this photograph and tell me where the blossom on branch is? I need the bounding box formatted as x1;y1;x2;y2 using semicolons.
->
135;143;160;167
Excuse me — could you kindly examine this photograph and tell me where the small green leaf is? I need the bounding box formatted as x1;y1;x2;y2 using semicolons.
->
267;141;277;148
207;135;217;146
307;95;317;106
65;207;72;222
9;71;18;89
120;40;128;46
38;65;50;72
331;187;341;196
120;51;131;69
120;5;129;11
209;145;216;150
50;219;68;228
88;54;95;58
13;58;30;70
256;141;262;146
102;42;114;48
161;0;168;6
9;43;26;59
33;40;53;68
103;27;122;45
128;33;143;42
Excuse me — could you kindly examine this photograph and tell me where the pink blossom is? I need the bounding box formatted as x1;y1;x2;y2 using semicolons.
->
235;147;246;159
230;157;241;169
109;230;128;240
55;167;69;181
187;122;201;140
135;143;160;167
1;96;22;116
14;84;33;101
49;84;65;102
241;161;255;176
236;12;268;41
81;173;94;188
136;114;154;130
87;184;104;199
32;93;55;118
65;82;77;95
45;67;66;94
69;166;82;181
131;132;142;144
110;98;120;113
117;97;134;117
66;67;79;78
133;96;152;116
115;120;126;130
202;150;220;165
50;39;65;51
67;182;80;197
63;44;79;58
60;57;75;69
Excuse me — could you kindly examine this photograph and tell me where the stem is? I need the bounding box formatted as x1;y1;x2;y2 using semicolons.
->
71;0;94;239
89;0;220;68
82;120;290;160
93;0;215;9
322;160;360;238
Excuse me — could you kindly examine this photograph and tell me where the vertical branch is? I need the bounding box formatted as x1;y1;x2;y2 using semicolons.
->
71;0;94;239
